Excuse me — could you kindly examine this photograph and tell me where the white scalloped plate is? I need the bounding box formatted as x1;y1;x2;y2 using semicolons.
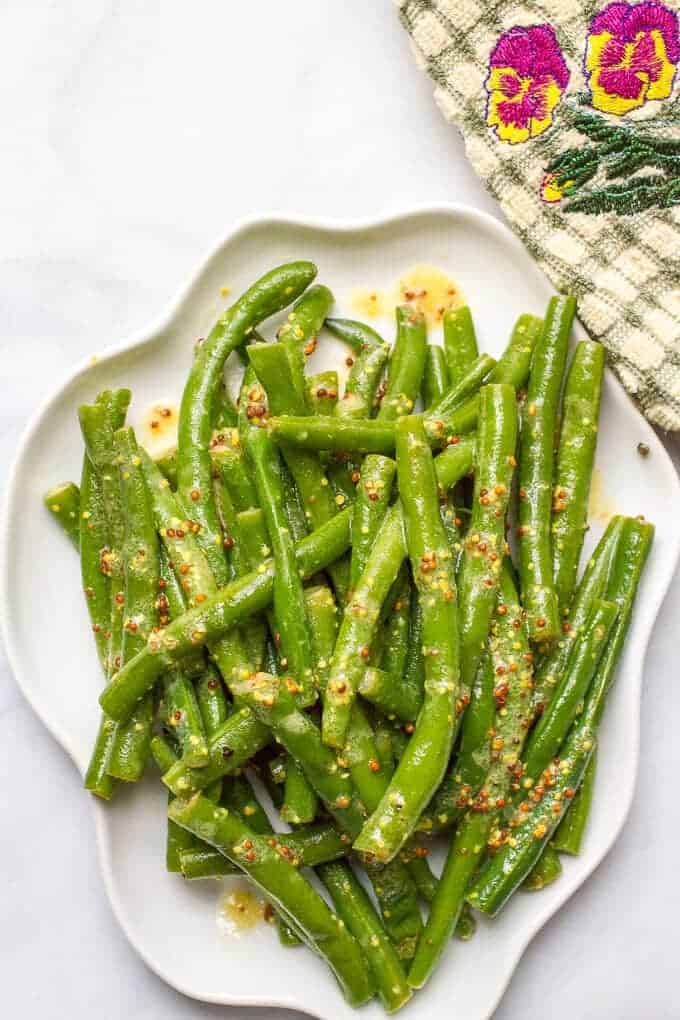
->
2;205;679;1020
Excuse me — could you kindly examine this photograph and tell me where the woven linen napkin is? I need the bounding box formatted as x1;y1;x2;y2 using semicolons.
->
397;0;680;430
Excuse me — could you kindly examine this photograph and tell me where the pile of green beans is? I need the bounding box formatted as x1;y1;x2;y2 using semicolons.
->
44;265;653;1010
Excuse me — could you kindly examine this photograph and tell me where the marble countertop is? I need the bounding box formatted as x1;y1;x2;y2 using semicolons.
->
2;3;678;1018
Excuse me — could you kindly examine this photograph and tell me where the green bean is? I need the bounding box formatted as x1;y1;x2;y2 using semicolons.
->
422;345;450;410
521;599;618;786
426;353;496;424
195;662;230;738
268;416;396;455
209;430;258;511
278;283;334;405
454;904;477;941
107;428;160;781
44;482;80;547
552;340;606;613
379;567;412;685
163;706;271;796
354;417;459;862
177;262;317;584
318;861;412;1013
242;426;316;704
348;455;396;592
457;383;518;705
524;844;562;890
306;583;339;699
79;391;130;798
467;517;653;916
248;341;349;598
180;823;348;879
443;305;479;385
336;339;389;421
378;306;427;422
358;667;420;723
279;458;309;543
323;505;407;748
518;295;576;641
325;317;386;354
448;386;518;813
282;757;319;825
158;531;229;737
154;448;178;489
307;371;339;416
531;516;625;717
408;563;533;987
169;795;374;1007
552;752;596;855
100;509;353;722
160;668;209;767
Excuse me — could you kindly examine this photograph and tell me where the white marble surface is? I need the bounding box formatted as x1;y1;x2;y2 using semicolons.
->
1;2;678;1018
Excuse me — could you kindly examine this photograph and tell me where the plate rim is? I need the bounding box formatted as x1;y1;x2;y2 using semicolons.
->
2;201;679;1020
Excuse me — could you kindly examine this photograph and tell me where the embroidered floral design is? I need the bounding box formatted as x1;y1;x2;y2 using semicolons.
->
486;25;571;144
585;2;680;115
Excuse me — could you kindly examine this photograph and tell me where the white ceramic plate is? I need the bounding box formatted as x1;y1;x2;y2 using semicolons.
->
3;205;679;1020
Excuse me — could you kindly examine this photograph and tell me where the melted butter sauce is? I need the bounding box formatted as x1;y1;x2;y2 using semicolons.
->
588;467;617;522
350;264;463;325
139;401;179;457
216;882;266;936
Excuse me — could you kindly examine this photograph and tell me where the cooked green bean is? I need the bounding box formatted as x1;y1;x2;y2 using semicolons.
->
443;305;479;385
44;482;80;547
177;262;317;584
354;417;460;862
422;344;450;410
552;340;606;613
517;295;576;641
169;794;374;1007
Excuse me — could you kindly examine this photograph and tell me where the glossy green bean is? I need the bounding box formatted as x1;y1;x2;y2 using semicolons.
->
443;305;479;385
354;417;460;862
378;306;427;422
517;295;576;641
107;428;160;782
552;752;596;855
348;455;396;591
177;262;317;584
408;564;533;987
44;482;80;547
521;599;618;786
552;340;606;613
169;795;374;1007
323;505;407;748
422;345;450;410
531;516;625;717
318;861;412;1013
242;426;316;704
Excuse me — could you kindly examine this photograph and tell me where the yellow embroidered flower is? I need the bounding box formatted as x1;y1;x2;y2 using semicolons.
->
486;25;570;145
586;2;680;116
541;172;575;203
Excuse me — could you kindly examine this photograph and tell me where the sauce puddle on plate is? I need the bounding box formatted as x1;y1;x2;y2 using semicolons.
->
216;881;268;937
350;265;464;325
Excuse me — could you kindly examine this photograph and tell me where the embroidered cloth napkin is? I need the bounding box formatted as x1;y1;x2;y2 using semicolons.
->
397;0;680;430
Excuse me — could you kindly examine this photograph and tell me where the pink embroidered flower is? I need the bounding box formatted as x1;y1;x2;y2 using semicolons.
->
486;25;571;144
586;2;680;115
